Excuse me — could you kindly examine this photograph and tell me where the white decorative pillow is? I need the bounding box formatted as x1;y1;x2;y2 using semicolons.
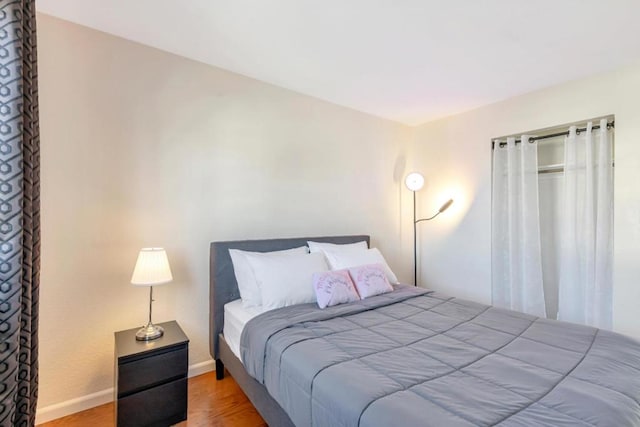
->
324;247;399;284
229;246;307;308
245;251;329;311
307;240;368;256
348;264;394;298
312;269;361;309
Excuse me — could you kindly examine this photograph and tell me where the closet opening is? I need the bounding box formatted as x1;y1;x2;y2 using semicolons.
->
491;116;615;326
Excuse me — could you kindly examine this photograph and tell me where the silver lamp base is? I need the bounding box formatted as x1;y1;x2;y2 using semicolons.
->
135;323;164;341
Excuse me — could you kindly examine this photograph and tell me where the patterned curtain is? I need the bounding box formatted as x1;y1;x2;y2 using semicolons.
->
0;1;40;426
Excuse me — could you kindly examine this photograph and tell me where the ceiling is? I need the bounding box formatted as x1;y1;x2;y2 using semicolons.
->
36;0;640;126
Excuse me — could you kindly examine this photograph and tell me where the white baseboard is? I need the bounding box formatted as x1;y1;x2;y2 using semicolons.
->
35;359;215;425
35;388;114;425
188;359;215;377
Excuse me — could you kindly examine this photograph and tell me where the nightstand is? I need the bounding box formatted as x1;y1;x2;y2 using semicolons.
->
114;320;189;427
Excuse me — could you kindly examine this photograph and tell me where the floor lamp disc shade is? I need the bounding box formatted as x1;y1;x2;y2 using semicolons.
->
131;248;173;341
405;172;425;191
438;199;454;213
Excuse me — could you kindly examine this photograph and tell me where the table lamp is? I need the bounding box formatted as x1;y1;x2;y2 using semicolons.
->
131;248;173;341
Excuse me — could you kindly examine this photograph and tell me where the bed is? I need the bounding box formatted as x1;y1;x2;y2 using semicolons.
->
209;235;640;427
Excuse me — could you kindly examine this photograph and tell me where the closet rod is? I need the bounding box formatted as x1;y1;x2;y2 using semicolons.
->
537;161;615;175
493;120;615;149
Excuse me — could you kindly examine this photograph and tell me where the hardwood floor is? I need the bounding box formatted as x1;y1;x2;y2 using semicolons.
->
37;371;267;427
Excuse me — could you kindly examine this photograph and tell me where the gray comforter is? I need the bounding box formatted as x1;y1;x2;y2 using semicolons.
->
240;286;640;426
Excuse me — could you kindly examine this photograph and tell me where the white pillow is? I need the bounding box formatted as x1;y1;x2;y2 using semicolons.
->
308;241;368;267
229;246;307;308
245;251;329;311
323;247;399;284
307;240;368;254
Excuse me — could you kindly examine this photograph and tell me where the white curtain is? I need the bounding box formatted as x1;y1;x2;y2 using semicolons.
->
557;119;613;328
492;136;547;317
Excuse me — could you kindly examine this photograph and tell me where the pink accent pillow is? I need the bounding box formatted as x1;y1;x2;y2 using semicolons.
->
348;264;393;298
312;270;360;309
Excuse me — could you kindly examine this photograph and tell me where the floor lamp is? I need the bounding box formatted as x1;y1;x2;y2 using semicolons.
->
405;172;454;287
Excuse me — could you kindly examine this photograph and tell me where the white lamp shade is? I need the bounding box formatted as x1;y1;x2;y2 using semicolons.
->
405;172;425;191
131;248;173;286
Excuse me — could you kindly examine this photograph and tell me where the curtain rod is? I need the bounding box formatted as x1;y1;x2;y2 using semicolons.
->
492;120;615;149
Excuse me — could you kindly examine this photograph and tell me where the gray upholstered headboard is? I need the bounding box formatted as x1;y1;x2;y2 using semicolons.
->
209;235;370;359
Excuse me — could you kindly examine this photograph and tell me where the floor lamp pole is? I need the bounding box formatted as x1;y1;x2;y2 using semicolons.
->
413;191;418;287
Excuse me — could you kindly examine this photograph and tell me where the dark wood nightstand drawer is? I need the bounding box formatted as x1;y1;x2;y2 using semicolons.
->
115;321;189;426
118;345;187;396
117;377;187;427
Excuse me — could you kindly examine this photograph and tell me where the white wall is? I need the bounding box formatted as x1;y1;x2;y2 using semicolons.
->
36;11;640;421
413;60;640;339
37;14;415;416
